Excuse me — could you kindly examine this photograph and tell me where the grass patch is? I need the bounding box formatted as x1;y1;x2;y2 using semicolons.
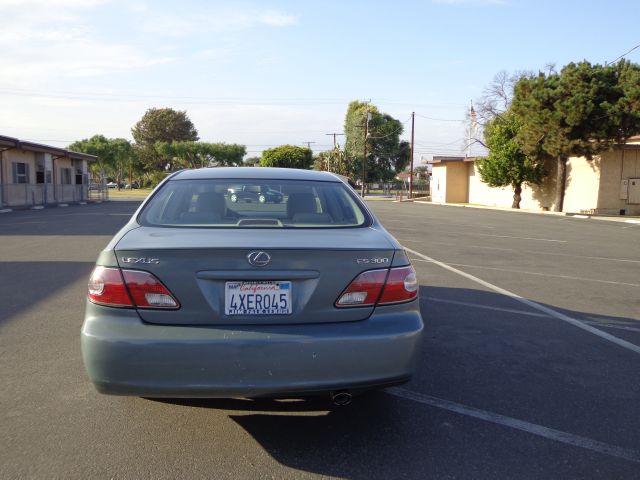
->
108;188;153;198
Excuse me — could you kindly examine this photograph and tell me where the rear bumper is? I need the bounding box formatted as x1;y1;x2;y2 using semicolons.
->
81;301;424;398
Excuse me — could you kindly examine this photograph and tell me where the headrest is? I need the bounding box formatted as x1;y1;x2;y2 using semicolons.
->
287;192;317;217
196;191;225;215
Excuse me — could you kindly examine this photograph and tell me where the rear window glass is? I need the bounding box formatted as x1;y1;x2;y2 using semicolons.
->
138;178;370;228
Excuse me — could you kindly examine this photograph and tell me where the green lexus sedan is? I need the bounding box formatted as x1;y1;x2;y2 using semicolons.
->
81;167;424;404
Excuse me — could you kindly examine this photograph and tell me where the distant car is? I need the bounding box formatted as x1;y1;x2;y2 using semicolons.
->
106;182;118;189
125;181;139;189
227;184;283;203
81;167;424;403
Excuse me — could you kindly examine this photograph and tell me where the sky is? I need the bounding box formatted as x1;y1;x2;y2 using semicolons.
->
1;0;639;162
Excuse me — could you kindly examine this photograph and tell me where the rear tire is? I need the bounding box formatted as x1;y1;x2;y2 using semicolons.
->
258;194;266;204
230;194;238;203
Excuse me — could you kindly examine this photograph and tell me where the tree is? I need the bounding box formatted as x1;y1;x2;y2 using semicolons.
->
313;147;349;175
110;138;137;187
260;145;313;169
68;135;138;186
68;135;114;181
511;60;640;211
131;108;199;171
313;152;329;171
155;141;246;169
243;156;261;167
477;111;544;209
343;101;409;184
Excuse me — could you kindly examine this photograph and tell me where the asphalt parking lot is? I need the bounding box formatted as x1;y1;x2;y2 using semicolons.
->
1;200;639;479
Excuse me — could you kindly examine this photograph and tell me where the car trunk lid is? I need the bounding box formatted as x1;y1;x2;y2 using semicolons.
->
114;226;397;325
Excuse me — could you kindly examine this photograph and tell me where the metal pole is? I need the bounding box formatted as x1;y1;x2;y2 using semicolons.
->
409;111;415;199
361;110;369;197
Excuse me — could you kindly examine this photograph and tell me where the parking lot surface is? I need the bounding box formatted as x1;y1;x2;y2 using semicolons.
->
1;200;638;479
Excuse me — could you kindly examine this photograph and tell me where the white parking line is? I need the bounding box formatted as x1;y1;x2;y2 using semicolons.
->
405;246;640;356
476;233;567;243
583;320;640;334
423;297;550;318
412;259;640;288
425;297;640;333
467;246;640;265
387;388;640;464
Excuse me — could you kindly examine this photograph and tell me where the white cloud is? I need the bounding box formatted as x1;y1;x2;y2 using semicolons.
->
258;11;299;27
138;7;299;37
0;0;173;86
0;0;108;9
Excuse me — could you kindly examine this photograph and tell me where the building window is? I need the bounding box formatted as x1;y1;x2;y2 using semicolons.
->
61;168;72;185
12;162;30;184
36;153;45;184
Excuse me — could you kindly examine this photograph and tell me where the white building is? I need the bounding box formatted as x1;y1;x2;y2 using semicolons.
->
0;135;97;208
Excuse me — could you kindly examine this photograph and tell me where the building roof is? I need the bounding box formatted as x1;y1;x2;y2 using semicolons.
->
0;135;98;162
429;156;478;164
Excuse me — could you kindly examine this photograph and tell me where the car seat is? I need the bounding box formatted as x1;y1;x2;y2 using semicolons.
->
180;191;225;223
287;192;332;224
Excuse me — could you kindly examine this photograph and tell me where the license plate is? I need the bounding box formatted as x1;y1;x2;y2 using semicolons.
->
225;281;292;315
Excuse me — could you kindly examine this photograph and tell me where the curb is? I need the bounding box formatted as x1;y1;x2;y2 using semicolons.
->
410;201;640;223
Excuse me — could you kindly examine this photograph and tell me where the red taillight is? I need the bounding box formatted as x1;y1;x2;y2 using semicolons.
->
335;265;418;308
378;266;418;305
121;269;179;309
88;266;134;307
87;267;179;309
335;269;387;307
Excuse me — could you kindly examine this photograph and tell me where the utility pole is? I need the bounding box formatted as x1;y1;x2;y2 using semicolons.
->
361;108;370;197
302;141;315;149
409;111;415;199
325;133;344;172
325;132;344;148
467;100;476;158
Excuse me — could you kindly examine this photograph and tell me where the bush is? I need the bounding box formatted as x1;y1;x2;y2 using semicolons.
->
260;145;313;169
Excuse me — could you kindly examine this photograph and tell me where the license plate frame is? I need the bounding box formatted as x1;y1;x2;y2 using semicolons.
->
224;281;292;316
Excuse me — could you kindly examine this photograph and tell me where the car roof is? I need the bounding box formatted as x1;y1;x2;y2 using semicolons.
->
172;167;343;182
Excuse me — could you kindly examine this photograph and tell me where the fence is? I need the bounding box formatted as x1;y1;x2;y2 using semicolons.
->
0;183;108;208
361;182;430;199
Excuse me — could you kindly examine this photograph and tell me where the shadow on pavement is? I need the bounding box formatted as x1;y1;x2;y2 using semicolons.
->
0;202;140;325
0;261;95;326
0;201;141;236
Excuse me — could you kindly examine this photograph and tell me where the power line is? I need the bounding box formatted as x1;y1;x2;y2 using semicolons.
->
414;113;462;122
367;115;412;140
606;42;640;65
0;87;471;111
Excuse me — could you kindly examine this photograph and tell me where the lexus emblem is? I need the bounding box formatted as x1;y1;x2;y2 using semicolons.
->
247;251;271;267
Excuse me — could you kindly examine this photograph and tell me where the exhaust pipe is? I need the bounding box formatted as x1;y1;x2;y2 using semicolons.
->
330;391;352;406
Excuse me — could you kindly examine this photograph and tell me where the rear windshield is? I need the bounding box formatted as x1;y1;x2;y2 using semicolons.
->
138;178;371;228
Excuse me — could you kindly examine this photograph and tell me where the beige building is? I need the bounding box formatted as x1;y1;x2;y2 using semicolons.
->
0;135;97;209
430;142;640;215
